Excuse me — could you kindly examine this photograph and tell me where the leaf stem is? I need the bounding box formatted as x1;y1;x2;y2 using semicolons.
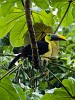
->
0;54;15;57
54;0;72;34
0;65;21;81
48;68;73;98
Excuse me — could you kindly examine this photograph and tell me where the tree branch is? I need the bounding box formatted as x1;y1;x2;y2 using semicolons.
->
24;0;40;69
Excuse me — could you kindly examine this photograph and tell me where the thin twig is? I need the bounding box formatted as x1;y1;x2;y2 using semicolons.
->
48;68;73;98
30;72;46;81
0;54;15;57
0;65;21;80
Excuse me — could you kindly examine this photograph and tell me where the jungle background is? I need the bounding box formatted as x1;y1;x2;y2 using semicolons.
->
0;0;75;100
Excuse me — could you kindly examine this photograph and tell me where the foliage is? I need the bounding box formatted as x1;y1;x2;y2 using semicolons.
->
41;78;75;100
0;78;19;100
0;0;75;100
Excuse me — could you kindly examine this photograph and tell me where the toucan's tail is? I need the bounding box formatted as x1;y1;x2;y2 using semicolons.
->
8;53;22;69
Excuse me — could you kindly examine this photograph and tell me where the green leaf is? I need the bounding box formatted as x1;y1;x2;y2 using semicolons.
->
41;88;71;100
66;32;75;37
3;0;18;3
61;5;73;27
62;77;75;96
0;0;5;3
32;10;54;26
41;93;52;100
10;15;27;47
14;84;26;100
0;78;19;100
51;88;71;100
0;12;25;39
32;11;42;23
16;0;24;10
50;0;68;2
55;1;73;27
72;6;75;20
1;1;15;15
0;20;16;38
39;10;53;26
66;44;75;51
41;78;75;100
39;81;48;90
50;1;67;8
0;0;24;15
32;0;49;9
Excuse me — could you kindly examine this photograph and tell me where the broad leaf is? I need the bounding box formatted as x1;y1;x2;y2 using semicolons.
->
62;77;75;97
0;12;25;39
39;10;53;26
10;15;27;47
1;2;14;15
0;78;19;100
41;78;75;100
14;84;26;100
32;0;49;9
61;7;73;27
32;11;42;23
41;93;52;100
72;6;75;20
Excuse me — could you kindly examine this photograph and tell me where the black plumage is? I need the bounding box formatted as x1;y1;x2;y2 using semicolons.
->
8;41;49;69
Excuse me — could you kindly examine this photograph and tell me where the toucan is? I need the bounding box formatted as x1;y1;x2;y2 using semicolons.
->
8;34;66;69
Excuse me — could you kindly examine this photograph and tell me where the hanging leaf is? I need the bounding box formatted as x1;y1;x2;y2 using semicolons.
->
24;23;52;46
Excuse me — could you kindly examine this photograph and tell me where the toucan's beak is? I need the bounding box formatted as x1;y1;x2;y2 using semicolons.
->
51;34;67;41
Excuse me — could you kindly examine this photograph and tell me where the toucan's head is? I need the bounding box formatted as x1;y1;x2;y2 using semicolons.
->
45;34;66;42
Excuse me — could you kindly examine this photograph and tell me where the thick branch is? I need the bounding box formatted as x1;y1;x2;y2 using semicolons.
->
24;0;40;69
